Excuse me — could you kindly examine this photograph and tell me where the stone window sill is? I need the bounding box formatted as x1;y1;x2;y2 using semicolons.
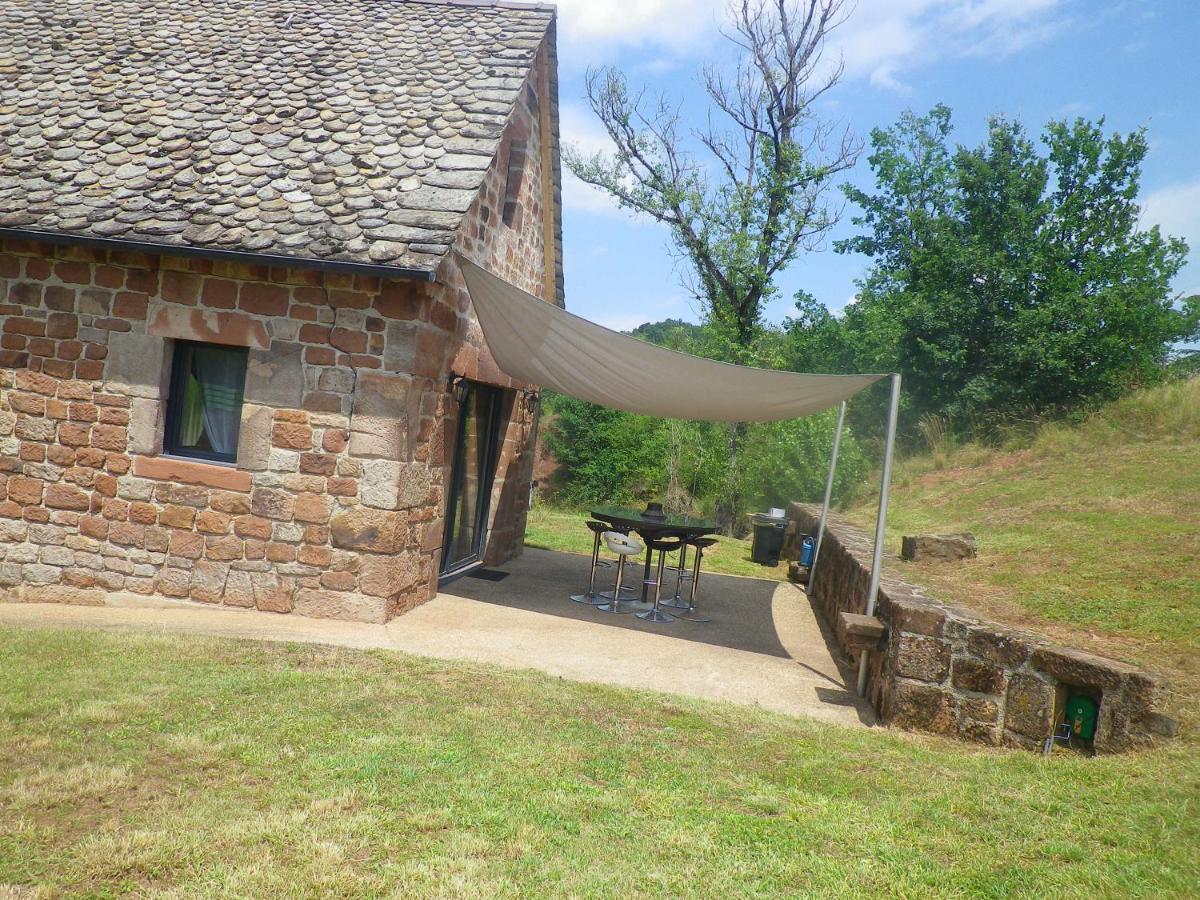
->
132;455;252;492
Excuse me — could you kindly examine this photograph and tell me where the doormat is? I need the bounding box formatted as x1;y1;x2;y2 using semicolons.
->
466;569;510;582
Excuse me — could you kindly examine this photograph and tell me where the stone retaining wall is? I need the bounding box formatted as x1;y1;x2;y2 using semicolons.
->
786;503;1176;752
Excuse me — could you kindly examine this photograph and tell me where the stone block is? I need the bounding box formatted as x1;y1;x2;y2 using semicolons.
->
105;332;167;398
147;304;270;350
348;371;411;460
900;533;977;562
966;626;1031;666
330;507;407;554
958;717;1002;746
244;343;304;408
1031;646;1133;690
885;597;946;637
951;657;1006;694
190;560;229;603
838;611;887;650
893;634;950;683
293;589;390;624
251;488;294;521
253;573;295;613
361;459;402;510
22;563;62;584
358;552;421;598
885;681;958;734
960;696;1000;724
383;320;419;372
133;456;252;492
396;463;435;509
1005;673;1056;739
127;398;161;455
223;570;257;608
14;583;105;605
291;493;329;525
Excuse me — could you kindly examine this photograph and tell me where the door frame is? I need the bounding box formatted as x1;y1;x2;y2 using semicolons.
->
438;380;505;582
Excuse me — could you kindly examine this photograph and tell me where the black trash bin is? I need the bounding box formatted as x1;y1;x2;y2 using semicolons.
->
750;509;787;566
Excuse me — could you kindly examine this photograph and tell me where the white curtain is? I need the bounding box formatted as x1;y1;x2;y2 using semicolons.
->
456;256;883;422
193;347;245;455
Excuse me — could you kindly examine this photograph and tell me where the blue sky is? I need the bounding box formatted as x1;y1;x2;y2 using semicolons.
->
551;0;1199;334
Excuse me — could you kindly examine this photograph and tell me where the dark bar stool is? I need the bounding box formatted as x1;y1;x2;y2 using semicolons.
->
676;536;716;623
570;520;615;605
638;536;684;623
660;541;693;610
596;531;644;614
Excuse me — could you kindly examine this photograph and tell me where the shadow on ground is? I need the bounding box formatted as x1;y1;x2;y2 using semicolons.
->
447;546;814;662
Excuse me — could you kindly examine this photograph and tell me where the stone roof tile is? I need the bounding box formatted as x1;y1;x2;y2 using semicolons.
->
0;0;554;272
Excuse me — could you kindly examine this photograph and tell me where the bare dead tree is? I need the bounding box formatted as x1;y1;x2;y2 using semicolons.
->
565;0;861;530
568;0;859;347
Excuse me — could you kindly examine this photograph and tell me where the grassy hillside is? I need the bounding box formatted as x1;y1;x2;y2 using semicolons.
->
847;378;1200;711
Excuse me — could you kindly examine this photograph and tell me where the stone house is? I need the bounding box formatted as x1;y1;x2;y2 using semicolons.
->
0;0;563;622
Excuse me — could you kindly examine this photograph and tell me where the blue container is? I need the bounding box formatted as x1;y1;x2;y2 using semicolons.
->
800;535;815;567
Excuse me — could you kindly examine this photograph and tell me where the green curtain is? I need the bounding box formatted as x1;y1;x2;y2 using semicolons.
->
179;373;205;446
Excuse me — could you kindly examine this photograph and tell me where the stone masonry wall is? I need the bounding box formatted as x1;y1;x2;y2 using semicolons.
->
788;503;1177;752
0;32;561;621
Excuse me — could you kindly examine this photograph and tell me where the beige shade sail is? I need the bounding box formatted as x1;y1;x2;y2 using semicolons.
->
456;256;884;423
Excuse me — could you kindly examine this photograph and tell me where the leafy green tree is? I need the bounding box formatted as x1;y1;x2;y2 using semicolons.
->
541;393;668;507
630;318;705;348
836;106;1197;434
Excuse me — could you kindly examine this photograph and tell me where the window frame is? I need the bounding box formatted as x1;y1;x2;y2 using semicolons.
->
162;339;249;465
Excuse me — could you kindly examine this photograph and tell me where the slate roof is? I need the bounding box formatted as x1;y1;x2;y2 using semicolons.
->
0;0;555;274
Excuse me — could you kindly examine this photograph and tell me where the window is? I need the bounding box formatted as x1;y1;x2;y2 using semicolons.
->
163;341;248;463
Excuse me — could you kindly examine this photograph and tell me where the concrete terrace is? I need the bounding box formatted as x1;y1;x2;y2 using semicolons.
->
0;547;872;727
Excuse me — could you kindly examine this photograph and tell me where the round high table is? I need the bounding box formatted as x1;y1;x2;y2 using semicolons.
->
590;506;718;604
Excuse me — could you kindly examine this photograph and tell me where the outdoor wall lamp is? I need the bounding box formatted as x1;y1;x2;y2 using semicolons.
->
449;373;469;404
523;389;540;413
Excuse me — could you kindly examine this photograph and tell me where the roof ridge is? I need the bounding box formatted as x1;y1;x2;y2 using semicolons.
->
400;0;556;13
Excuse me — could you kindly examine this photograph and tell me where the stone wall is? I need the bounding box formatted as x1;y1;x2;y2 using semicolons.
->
0;31;562;621
787;503;1177;752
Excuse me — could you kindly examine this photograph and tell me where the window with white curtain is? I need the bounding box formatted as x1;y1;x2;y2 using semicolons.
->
163;341;248;463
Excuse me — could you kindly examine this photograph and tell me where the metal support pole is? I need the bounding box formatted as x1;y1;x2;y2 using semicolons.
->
857;373;901;697
809;400;846;586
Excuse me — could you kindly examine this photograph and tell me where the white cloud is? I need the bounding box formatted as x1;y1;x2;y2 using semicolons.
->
554;0;724;58
1143;179;1200;293
834;0;1067;91
561;171;624;216
558;102;626;216
1143;179;1200;244
553;0;1067;91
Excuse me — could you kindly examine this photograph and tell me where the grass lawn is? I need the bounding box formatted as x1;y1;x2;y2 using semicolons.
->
2;627;1198;897
524;505;789;582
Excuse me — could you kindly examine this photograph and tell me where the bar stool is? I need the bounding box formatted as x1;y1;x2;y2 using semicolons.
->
597;524;637;602
570;520;615;605
676;537;717;623
659;541;694;610
638;536;684;623
596;531;644;614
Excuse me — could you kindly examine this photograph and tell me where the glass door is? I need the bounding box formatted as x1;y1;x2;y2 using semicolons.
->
440;381;503;577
